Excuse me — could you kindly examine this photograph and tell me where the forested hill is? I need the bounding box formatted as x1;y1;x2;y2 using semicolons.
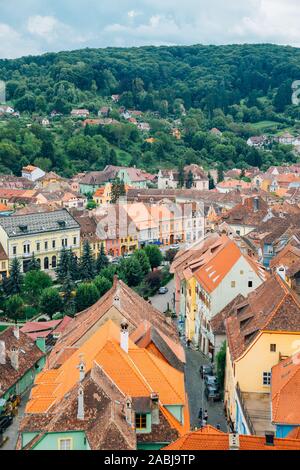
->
0;44;300;178
1;43;300;114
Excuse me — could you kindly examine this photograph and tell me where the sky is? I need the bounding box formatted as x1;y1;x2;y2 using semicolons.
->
0;0;300;59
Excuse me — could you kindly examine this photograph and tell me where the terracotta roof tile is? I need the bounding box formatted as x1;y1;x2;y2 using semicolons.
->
272;354;300;426
226;274;300;361
164;425;300;450
0;327;45;397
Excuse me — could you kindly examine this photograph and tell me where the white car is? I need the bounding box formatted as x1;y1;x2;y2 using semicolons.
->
170;244;180;250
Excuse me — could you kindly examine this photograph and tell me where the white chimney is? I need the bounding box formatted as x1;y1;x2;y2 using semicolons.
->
229;433;240;450
120;320;129;353
77;384;84;420
77;354;86;382
0;340;6;365
13;325;19;340
125;398;133;425
276;266;286;282
11;347;19;371
151;392;160;425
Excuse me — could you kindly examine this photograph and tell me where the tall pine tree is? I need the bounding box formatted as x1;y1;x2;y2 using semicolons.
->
56;247;71;284
28;253;41;271
4;258;23;295
96;243;109;273
80;241;95;281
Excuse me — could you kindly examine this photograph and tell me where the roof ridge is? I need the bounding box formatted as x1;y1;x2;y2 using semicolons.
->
140;349;184;404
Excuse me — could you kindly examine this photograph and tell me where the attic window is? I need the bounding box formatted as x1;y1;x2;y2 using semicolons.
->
57;220;66;228
19;224;28;232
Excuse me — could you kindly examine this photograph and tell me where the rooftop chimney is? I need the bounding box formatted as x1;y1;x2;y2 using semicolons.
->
229;433;240;450
13;324;19;340
77;384;85;421
151;392;160;425
125;398;133;426
265;431;275;446
253;197;259;212
77;354;86;382
0;340;6;365
276;266;286;282
10;346;19;371
120;320;129;353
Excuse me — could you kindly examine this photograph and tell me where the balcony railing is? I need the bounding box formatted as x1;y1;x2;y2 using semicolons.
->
236;382;255;435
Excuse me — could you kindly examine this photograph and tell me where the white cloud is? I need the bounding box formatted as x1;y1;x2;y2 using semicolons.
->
0;23;40;58
1;1;300;58
127;10;141;20
230;0;300;46
26;15;91;48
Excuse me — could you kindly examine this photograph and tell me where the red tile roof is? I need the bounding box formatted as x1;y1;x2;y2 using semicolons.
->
272;354;300;426
164;425;300;450
226;274;300;361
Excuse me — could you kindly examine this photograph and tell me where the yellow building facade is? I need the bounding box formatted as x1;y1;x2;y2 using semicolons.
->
0;209;81;273
185;277;197;340
225;330;300;427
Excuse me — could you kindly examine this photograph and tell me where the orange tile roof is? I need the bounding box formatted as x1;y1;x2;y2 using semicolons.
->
164;425;300;450
23;165;37;173
194;236;242;293
288;427;300;439
271;353;300;425
27;320;187;417
130;320;186;365
94;187;105;197
0;203;8;211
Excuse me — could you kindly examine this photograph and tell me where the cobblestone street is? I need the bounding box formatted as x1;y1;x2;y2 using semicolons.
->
184;346;228;431
150;279;228;432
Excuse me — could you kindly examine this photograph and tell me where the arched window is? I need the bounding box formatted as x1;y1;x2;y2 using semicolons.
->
51;256;57;268
44;257;49;270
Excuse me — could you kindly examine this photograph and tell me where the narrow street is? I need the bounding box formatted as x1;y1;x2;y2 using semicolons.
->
1;392;29;450
150;278;227;432
184;347;227;431
149;278;175;313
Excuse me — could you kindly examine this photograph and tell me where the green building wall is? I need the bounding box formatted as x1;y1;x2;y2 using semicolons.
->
28;431;88;450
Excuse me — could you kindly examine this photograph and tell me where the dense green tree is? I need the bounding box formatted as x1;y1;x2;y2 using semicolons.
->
94;275;112;297
118;257;143;287
132;250;151;276
23;270;52;306
40;288;63;319
75;283;99;312
5;294;25;320
144;245;163;271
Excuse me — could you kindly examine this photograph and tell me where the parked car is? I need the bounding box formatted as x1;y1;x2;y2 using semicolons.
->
200;364;213;380
204;375;219;387
170;244;180;250
158;286;168;294
8;395;21;409
205;385;221;402
0;415;13;432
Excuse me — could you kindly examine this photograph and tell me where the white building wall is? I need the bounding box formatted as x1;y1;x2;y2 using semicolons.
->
210;256;263;317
